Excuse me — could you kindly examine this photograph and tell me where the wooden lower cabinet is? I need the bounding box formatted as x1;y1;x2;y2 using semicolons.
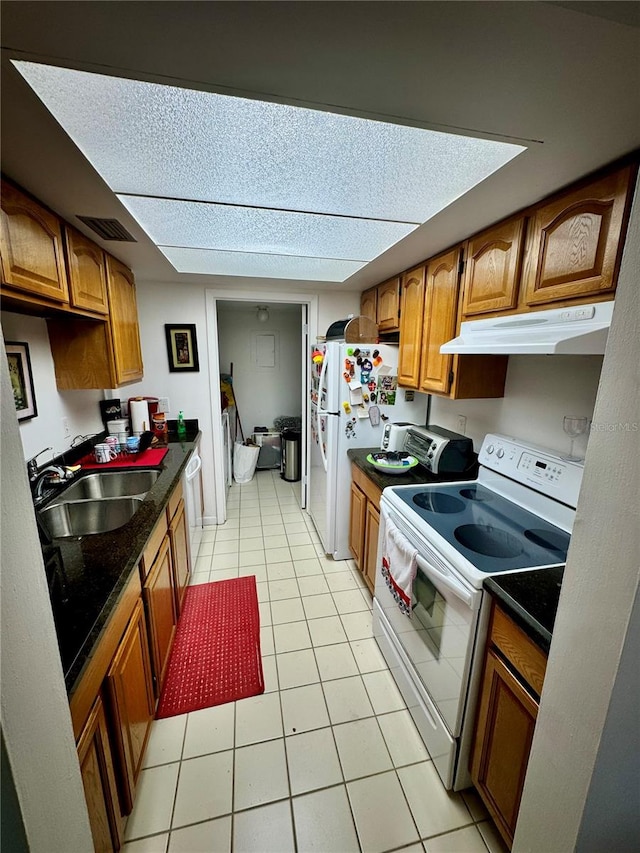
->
106;598;155;815
363;501;380;591
471;602;548;849
349;481;367;568
349;463;382;593
169;498;190;615
77;694;123;853
143;535;178;696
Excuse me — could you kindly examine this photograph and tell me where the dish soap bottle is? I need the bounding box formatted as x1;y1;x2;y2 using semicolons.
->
177;410;187;441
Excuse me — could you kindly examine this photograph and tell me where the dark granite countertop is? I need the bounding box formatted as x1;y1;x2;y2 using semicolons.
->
347;446;478;491
40;434;200;696
484;565;564;654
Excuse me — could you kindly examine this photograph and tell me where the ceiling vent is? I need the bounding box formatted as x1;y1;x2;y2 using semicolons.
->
76;215;136;242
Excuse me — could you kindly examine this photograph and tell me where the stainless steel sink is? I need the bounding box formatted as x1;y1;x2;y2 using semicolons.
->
59;469;160;501
39;497;144;539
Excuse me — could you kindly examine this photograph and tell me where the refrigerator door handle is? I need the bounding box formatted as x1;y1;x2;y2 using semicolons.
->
318;345;329;408
317;407;328;472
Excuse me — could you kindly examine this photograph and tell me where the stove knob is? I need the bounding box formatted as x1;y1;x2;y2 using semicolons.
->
496;448;505;458
486;444;495;454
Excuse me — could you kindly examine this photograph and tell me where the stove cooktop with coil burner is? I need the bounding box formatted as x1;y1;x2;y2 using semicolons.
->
383;433;584;587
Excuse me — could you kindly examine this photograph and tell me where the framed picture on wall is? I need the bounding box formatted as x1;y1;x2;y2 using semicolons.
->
6;341;38;420
165;324;199;372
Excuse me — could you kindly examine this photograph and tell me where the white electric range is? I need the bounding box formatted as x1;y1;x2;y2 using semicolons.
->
373;433;583;790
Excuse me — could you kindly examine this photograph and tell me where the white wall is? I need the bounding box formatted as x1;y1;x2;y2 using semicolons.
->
1;312;104;462
430;355;603;457
317;291;361;334
0;327;93;852
217;302;302;437
513;175;640;852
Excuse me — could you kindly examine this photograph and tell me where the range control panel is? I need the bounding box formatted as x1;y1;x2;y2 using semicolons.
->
479;433;584;507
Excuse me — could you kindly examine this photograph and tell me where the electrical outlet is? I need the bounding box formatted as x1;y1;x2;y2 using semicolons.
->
62;417;71;439
457;415;467;435
158;397;170;414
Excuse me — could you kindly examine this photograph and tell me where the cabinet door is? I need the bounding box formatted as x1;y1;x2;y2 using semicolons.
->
143;535;178;695
65;226;109;314
349;482;367;570
76;693;123;853
0;180;69;302
106;598;155;814
169;499;190;615
471;648;539;849
363;500;380;593
418;248;460;395
462;218;525;316
398;265;426;388
522;166;633;307
105;254;143;385
377;277;400;331
360;287;377;324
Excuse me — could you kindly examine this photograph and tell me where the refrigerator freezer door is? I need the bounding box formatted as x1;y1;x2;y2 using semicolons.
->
309;403;338;554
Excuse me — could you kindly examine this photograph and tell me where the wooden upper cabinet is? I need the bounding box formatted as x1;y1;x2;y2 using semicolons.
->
418;247;461;395
377;277;400;331
462;217;525;317
360;286;377;324
397;265;426;388
105;254;144;385
522;166;633;307
64;226;109;315
0;180;69;303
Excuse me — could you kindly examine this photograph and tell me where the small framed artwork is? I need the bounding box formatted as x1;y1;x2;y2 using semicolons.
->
165;324;199;372
6;341;38;420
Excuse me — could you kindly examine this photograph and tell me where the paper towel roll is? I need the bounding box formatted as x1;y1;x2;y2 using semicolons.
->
130;399;149;436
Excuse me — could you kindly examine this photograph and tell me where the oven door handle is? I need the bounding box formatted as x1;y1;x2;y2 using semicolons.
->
415;554;478;611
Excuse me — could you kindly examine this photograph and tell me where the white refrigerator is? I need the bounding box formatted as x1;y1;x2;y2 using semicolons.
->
309;341;428;560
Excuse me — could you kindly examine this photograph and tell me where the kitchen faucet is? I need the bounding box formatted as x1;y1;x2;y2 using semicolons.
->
27;448;78;502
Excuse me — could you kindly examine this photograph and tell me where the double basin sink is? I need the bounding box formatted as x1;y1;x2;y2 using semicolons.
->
39;469;161;539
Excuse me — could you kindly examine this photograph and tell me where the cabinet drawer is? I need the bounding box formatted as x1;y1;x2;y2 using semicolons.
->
490;604;547;697
140;514;168;581
167;479;183;522
351;463;382;509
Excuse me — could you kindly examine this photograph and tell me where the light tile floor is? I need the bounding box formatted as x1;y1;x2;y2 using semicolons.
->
123;470;508;853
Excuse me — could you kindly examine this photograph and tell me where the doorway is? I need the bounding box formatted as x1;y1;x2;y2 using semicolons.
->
205;289;318;525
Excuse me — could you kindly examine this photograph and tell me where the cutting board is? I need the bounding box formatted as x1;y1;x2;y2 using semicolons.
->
77;447;169;470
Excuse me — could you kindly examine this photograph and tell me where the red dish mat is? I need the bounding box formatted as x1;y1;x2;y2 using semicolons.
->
77;447;169;469
156;576;264;719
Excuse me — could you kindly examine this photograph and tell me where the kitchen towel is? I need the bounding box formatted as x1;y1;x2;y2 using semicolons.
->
381;506;418;617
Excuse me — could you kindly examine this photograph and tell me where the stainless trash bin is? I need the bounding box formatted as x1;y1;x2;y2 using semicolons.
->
281;429;301;482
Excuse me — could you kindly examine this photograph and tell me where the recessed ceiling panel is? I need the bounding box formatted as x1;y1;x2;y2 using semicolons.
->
14;61;526;224
117;195;416;260
159;246;365;281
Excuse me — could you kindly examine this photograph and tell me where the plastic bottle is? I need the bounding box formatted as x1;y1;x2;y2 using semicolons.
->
177;410;187;440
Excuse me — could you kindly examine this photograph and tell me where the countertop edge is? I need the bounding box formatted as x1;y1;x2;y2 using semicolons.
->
60;435;201;696
484;578;553;654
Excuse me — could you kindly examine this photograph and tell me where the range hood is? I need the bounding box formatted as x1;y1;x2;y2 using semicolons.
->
441;301;615;355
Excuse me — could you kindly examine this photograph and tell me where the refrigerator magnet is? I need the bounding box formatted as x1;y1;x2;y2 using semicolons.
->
369;405;380;425
342;401;352;414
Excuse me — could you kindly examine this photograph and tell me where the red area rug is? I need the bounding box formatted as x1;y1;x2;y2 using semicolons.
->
156;576;264;719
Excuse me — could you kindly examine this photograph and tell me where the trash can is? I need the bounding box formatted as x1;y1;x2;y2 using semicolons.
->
281;429;301;482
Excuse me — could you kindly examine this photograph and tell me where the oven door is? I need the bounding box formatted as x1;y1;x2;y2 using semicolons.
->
374;502;481;737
